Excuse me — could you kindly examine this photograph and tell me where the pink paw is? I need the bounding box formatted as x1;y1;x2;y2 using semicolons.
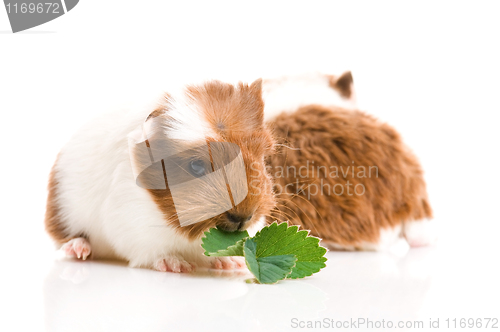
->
61;238;91;260
154;256;195;273
211;257;246;270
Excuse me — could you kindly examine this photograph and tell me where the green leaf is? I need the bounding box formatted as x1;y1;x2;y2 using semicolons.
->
252;222;327;279
200;222;327;283
201;227;249;256
243;238;297;284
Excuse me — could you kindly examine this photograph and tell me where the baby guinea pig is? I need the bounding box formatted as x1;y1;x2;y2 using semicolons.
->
45;79;276;272
262;72;436;250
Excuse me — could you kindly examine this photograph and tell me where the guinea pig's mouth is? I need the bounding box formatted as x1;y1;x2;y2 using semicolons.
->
216;212;254;232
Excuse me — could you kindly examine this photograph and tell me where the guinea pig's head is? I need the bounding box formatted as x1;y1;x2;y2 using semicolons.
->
134;79;275;240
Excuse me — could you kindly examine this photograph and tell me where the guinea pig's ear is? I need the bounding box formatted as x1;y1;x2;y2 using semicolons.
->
249;78;263;98
330;71;354;99
247;78;264;125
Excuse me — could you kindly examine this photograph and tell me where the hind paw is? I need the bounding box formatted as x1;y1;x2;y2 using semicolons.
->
404;219;438;247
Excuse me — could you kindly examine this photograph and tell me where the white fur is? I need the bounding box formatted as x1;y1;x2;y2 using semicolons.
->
322;224;409;254
163;88;215;142
358;225;404;251
262;72;356;121
247;215;266;237
323;220;436;253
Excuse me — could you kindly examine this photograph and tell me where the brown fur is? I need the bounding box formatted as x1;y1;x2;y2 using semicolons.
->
143;80;276;240
44;156;72;244
266;105;432;248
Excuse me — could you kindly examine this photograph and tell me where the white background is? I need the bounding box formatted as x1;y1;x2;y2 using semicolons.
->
1;1;499;331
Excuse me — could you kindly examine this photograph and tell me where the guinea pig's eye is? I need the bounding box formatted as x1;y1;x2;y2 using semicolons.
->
189;159;207;177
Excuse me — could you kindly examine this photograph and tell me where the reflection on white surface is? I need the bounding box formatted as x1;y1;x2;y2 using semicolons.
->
41;247;438;332
40;238;500;332
43;259;328;332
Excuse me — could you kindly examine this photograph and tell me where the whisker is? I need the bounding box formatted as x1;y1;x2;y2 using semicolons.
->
274;143;300;151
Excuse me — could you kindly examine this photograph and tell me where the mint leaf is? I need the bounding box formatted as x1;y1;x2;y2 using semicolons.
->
201;227;249;256
252;222;327;279
243;238;297;284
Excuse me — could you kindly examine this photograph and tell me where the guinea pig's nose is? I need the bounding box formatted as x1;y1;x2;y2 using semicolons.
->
226;213;253;224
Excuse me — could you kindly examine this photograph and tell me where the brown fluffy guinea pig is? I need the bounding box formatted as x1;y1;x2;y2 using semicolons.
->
261;72;435;250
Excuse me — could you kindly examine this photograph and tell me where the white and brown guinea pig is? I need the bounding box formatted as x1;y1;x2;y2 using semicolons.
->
263;72;436;250
45;79;276;272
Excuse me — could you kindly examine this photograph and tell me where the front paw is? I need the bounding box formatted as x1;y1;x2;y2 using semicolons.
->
61;237;91;260
154;256;195;273
211;256;246;270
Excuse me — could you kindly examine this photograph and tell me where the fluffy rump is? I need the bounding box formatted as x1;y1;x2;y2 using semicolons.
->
266;104;433;248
